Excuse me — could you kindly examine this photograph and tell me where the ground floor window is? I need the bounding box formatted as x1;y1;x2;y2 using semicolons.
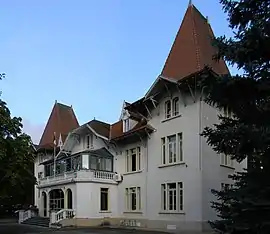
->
100;188;109;211
161;182;183;212
125;187;141;211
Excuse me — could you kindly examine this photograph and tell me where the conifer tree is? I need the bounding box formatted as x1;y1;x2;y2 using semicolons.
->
201;0;270;233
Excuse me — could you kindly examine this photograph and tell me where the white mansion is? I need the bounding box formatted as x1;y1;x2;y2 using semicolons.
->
33;3;246;233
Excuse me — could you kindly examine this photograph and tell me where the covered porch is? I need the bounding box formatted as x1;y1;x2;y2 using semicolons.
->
40;187;73;218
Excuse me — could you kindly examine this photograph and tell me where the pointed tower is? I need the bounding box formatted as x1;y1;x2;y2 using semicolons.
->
161;3;229;80
38;102;79;150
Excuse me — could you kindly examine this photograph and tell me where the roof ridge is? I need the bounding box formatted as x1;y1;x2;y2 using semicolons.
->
190;6;201;71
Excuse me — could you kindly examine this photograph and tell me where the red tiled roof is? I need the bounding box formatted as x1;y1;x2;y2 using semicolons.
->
110;119;153;140
161;4;229;80
88;119;110;138
38;102;79;149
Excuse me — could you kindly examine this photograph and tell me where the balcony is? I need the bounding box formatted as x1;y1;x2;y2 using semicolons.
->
37;170;117;188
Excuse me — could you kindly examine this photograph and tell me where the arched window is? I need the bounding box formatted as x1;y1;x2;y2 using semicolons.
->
173;97;179;116
165;100;171;119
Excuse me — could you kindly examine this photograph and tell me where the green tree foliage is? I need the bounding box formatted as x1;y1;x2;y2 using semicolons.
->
201;0;270;233
0;75;36;208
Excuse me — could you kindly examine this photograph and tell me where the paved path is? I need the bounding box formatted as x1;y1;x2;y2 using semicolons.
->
0;220;169;234
0;220;210;234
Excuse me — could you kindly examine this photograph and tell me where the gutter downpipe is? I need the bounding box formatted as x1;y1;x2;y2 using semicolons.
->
199;85;207;228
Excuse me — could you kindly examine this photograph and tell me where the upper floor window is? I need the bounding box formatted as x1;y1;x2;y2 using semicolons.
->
90;156;112;172
173;97;179;116
223;106;232;118
161;133;183;165
85;134;93;149
165;97;180;119
221;154;234;168
221;183;231;191
165;100;171;119
123;119;130;132
126;147;141;173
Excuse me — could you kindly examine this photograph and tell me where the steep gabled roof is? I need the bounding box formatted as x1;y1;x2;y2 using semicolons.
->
38;102;79;149
161;3;229;80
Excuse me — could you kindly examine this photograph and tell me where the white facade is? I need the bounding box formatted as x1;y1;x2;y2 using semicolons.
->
34;85;246;232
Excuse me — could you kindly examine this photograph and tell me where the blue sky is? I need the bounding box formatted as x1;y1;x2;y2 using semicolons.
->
0;0;234;143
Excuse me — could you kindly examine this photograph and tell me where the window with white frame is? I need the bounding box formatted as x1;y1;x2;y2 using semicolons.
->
161;133;183;165
161;182;183;212
125;187;141;211
165;97;180;119
85;134;93;149
173;97;179;116
126;147;141;172
221;154;234;168
165;100;172;119
100;188;109;211
123;118;130;132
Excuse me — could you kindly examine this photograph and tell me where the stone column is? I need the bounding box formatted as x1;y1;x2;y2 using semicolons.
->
46;192;50;217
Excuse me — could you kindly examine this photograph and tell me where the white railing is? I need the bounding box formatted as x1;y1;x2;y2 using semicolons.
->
38;170;116;187
50;209;75;224
18;209;37;224
93;170;115;180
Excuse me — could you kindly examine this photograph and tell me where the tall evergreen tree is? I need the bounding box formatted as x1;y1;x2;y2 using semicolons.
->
201;0;270;233
0;74;36;212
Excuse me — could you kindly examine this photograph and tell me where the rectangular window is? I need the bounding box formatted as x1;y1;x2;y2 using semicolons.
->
123;119;130;132
100;188;109;211
221;154;234;168
126;147;141;172
85;134;93;149
90;156;113;172
125;187;141;211
161;133;183;165
161;182;183;212
221;183;230;191
223;106;232;118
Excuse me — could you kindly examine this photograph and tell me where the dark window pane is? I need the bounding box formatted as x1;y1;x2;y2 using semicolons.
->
131;192;136;210
100;188;108;211
131;154;136;171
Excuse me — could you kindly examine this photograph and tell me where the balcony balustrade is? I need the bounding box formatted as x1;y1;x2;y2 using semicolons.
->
38;170;116;187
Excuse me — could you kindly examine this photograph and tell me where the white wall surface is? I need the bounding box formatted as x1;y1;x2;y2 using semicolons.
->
146;91;203;222
75;182;118;218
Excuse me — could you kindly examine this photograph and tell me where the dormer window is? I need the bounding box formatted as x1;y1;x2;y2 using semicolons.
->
85;134;93;149
123;118;130;132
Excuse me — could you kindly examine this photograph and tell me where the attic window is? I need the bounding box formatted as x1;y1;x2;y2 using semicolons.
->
123;119;130;132
165;100;171;119
86;134;93;149
173;97;179;116
165;97;180;119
